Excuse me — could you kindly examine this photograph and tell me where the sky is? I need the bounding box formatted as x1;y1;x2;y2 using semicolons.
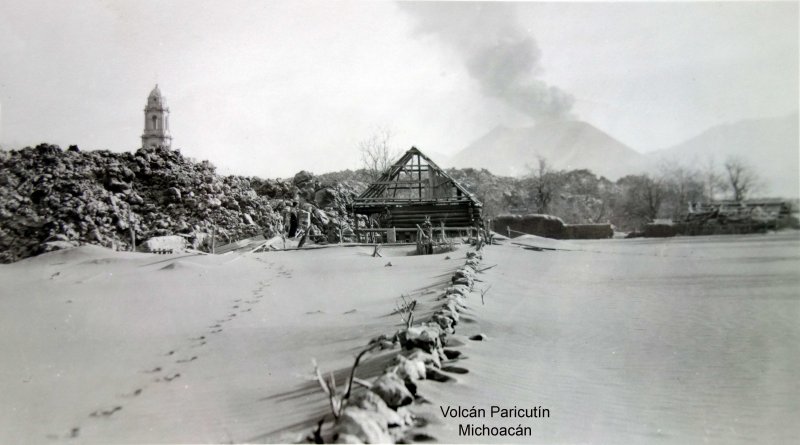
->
0;0;797;178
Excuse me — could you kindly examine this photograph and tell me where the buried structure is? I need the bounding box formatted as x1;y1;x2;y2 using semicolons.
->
352;147;483;243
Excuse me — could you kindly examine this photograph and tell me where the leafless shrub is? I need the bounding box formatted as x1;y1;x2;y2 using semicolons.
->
311;343;379;420
394;294;417;328
480;285;491;305
359;126;397;181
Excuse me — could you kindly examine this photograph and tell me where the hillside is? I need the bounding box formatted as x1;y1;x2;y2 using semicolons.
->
647;112;799;197
449;120;647;179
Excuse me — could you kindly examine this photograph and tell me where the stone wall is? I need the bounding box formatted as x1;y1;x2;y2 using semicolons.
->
495;214;613;239
309;245;486;443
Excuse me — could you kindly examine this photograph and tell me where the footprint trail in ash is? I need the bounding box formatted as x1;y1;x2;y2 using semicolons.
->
51;260;277;441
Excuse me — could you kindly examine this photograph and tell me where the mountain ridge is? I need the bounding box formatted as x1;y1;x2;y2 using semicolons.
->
448;112;798;197
449;120;647;179
647;111;798;197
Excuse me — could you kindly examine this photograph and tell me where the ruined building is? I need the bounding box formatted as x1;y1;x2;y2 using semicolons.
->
352;147;483;242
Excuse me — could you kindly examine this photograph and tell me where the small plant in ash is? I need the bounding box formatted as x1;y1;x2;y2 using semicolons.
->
480;285;491;305
394;294;417;328
311;342;379;421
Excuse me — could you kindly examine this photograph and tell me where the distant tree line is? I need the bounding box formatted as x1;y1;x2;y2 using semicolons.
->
447;155;765;232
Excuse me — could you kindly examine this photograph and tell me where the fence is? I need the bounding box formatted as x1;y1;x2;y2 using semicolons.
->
356;226;478;243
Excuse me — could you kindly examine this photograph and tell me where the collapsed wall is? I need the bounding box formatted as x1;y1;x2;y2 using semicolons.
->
494;214;612;239
494;214;565;239
563;223;614;239
641;220;791;238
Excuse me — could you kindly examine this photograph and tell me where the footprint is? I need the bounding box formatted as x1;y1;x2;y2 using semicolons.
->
190;336;205;341
210;329;223;334
176;356;197;364
144;367;162;374
89;406;122;418
192;341;207;348
165;350;175;356
240;308;252;313
165;373;181;382
122;388;143;397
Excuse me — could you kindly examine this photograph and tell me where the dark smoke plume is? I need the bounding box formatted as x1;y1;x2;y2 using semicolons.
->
399;2;574;121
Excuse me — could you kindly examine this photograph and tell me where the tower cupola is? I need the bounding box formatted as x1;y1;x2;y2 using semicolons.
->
141;84;172;149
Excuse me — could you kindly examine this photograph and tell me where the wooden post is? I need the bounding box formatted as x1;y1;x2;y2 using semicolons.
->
387;227;396;243
129;216;136;252
418;155;422;201
354;211;360;243
427;163;436;199
507;226;511;238
369;219;375;243
211;224;216;254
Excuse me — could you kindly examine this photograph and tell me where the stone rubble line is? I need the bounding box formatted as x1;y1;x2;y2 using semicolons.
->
313;248;484;444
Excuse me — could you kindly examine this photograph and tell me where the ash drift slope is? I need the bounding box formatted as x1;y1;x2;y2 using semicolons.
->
417;233;800;443
0;244;456;443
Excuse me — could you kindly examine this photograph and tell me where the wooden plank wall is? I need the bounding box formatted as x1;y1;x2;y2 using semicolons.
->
382;203;477;228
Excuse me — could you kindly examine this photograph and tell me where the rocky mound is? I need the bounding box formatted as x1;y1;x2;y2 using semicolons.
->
0;144;358;263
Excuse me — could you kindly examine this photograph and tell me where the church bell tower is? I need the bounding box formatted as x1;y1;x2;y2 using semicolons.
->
141;84;172;149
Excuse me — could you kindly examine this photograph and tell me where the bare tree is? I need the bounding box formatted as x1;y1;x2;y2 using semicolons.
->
658;159;704;220
526;156;564;214
358;126;396;181
617;174;666;227
723;156;760;201
701;155;726;202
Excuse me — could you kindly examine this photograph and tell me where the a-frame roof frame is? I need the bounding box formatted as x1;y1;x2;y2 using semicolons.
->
354;146;481;206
